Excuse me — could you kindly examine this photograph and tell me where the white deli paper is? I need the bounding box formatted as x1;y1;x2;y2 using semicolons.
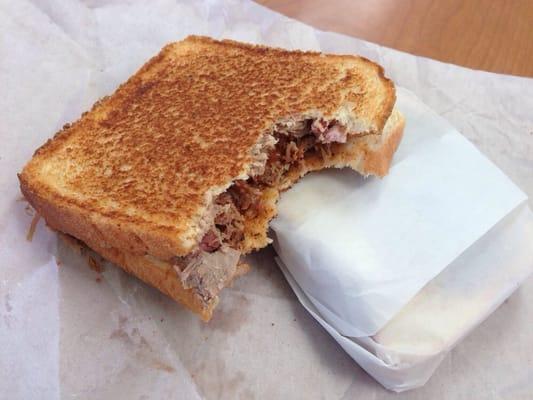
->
272;87;527;338
2;0;533;398
278;203;533;391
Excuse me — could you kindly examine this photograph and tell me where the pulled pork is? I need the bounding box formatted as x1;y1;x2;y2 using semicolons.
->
176;117;350;303
226;180;262;218
199;229;221;252
214;192;245;248
254;126;320;186
202;117;347;247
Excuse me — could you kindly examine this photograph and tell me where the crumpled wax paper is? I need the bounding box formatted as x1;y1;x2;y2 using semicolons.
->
1;0;533;399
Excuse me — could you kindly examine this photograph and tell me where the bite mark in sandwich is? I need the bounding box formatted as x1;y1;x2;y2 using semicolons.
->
171;116;353;304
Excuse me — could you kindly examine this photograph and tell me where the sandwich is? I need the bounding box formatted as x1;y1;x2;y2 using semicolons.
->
19;36;405;320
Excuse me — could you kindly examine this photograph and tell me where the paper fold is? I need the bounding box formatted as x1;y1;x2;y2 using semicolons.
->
278;204;533;391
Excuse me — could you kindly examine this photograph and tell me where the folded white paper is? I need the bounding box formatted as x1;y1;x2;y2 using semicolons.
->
278;204;533;391
272;87;527;337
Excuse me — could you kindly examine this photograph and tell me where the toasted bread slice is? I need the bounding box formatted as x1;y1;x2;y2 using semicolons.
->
56;110;404;321
19;36;396;261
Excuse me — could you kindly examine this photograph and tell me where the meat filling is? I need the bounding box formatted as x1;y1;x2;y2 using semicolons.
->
254;118;345;187
175;118;349;302
175;247;241;302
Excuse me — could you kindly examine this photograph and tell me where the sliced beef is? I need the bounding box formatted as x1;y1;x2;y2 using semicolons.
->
210;117;346;242
198;190;249;254
215;191;233;207
321;124;347;143
177;247;241;302
274;119;311;137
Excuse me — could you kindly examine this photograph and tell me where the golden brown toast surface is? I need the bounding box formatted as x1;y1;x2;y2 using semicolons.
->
20;36;395;260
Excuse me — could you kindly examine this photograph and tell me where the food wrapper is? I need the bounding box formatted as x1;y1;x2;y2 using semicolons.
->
272;87;532;390
1;0;533;398
277;201;533;391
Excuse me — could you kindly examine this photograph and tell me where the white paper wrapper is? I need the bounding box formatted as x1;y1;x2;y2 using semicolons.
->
2;0;533;398
278;204;533;391
272;87;527;338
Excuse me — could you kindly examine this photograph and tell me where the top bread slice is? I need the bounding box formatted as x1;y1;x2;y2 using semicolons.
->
19;36;396;261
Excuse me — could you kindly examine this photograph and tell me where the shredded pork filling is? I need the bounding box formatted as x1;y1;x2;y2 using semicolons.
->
174;118;348;302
